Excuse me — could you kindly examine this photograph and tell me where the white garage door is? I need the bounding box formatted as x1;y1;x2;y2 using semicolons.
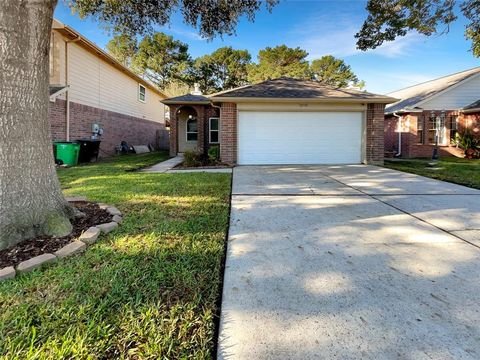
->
237;111;363;165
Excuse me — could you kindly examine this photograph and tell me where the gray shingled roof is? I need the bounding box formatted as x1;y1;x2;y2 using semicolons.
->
49;85;68;96
209;77;394;101
463;99;480;112
385;67;480;113
162;94;210;104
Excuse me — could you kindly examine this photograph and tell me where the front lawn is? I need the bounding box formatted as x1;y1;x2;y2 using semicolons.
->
384;157;480;189
0;152;232;359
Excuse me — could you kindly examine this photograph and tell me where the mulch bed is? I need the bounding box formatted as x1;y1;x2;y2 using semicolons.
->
0;202;112;268
174;163;233;170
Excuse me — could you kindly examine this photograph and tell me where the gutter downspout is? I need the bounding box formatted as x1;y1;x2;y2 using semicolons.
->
393;112;402;157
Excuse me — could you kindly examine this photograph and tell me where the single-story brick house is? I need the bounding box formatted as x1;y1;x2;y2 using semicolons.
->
162;78;396;165
49;19;167;156
385;67;480;158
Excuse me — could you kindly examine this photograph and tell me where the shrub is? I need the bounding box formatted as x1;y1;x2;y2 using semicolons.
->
454;131;480;159
208;146;220;163
183;150;202;167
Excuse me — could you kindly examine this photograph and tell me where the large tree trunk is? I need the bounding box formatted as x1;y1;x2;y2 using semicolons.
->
0;0;74;250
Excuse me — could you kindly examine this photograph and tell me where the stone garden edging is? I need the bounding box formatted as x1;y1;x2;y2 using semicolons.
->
0;199;123;282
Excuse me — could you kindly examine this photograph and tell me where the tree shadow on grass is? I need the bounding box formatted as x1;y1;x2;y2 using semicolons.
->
0;230;224;359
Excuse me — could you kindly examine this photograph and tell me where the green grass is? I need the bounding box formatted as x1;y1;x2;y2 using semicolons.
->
384;157;480;189
0;152;232;359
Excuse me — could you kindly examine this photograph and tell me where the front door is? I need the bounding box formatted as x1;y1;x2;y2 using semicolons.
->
178;116;198;152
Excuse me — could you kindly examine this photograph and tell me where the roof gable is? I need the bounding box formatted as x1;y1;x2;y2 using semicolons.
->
209;78;395;103
386;67;480;113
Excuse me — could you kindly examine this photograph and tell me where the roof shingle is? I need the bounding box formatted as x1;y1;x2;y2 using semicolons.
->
386;67;480;113
162;94;210;104
209;77;394;102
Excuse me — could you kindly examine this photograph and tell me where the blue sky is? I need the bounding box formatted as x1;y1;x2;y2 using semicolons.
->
55;0;479;94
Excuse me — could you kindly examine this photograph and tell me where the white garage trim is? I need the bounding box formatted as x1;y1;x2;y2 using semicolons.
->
237;111;364;165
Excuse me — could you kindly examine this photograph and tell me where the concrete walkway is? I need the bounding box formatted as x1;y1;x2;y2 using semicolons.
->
218;165;480;359
141;155;183;173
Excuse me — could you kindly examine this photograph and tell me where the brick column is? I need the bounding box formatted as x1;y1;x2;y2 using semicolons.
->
169;105;178;156
196;106;205;154
366;103;385;165
220;103;237;164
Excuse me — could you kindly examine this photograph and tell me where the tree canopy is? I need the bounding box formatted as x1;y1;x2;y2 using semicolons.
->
310;56;364;88
355;0;480;57
132;32;191;88
105;34;137;67
247;45;311;83
190;47;251;93
72;0;279;38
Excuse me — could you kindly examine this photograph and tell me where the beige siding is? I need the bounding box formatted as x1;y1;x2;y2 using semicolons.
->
49;30;165;124
421;74;480;110
49;32;66;85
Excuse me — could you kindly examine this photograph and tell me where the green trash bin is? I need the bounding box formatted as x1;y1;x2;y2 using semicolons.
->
54;142;80;166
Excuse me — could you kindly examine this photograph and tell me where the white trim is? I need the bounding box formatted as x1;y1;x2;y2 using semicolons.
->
415;72;480;108
186;117;198;142
49;85;70;102
138;83;146;103
209;117;220;144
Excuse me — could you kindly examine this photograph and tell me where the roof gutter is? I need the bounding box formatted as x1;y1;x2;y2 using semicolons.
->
462;107;480;114
385;108;424;116
209;96;399;104
161;100;211;105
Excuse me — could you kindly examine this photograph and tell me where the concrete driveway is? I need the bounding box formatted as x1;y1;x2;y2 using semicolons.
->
218;165;480;360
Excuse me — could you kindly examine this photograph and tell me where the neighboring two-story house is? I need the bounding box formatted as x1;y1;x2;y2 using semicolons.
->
384;67;480;158
49;19;167;156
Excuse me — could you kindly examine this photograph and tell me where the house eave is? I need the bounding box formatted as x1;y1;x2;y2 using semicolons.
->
209;96;399;104
384;108;425;115
162;100;211;105
49;85;70;102
52;19;167;99
462;108;480;114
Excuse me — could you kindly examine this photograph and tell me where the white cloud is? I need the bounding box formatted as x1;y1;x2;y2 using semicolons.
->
290;11;424;59
362;71;435;94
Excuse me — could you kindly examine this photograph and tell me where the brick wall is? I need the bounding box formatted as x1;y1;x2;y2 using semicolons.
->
219;103;237;164
168;104;220;156
49;99;67;141
49;99;165;156
366;103;385;165
383;110;479;158
384;116;398;156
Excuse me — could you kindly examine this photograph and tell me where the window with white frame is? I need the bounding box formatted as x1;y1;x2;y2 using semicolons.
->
428;113;446;145
449;115;458;143
417;116;424;144
209;117;219;144
186;117;198;141
138;84;146;102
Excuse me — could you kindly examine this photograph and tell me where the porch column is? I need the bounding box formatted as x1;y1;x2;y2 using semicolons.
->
169;105;178;157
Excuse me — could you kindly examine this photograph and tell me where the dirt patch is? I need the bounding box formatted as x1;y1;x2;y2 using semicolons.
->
0;202;112;268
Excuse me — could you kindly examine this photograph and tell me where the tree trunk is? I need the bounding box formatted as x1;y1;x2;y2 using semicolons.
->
0;0;74;250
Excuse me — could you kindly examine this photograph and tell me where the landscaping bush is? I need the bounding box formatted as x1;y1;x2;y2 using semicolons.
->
208;146;220;163
454;131;480;159
183;150;202;167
